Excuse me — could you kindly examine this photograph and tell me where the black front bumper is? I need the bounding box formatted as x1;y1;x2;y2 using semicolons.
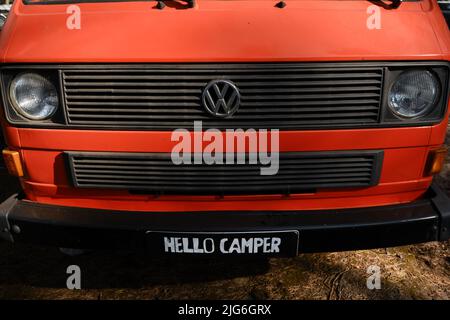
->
1;182;449;254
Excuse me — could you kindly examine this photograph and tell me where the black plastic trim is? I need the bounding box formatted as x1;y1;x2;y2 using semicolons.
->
439;1;450;27
0;182;448;253
430;182;450;240
64;150;384;195
0;61;448;131
0;69;66;125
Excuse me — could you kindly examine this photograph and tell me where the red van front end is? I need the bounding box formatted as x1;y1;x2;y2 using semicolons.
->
0;0;450;256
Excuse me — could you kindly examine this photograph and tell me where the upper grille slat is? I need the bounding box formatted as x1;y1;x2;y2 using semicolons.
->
67;112;378;120
64;79;382;88
62;64;384;130
67;106;379;114
64;72;382;81
74;168;373;177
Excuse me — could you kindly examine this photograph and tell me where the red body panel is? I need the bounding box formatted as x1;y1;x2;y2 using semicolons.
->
0;1;449;63
0;0;449;212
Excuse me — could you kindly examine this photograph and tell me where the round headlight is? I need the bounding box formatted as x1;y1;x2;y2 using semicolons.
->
388;70;440;118
0;13;7;29
9;73;59;120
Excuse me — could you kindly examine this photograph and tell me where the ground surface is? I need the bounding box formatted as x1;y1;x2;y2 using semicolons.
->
0;139;449;300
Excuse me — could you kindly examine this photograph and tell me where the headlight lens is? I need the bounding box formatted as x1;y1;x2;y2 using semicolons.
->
0;13;8;29
9;73;59;120
388;70;440;118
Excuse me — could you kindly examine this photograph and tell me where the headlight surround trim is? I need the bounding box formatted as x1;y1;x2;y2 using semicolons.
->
387;69;441;120
8;72;60;121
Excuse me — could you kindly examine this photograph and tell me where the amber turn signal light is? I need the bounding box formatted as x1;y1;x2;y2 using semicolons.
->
424;146;447;176
2;149;24;177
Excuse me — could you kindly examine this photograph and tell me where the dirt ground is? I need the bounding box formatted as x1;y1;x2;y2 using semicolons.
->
0;140;449;300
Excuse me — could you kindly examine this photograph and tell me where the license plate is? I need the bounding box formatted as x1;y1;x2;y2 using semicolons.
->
146;230;299;257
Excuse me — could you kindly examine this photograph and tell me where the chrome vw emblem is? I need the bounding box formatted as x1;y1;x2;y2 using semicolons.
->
202;80;240;118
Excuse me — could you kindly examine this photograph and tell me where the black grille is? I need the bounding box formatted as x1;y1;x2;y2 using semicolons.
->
66;151;383;195
62;64;384;130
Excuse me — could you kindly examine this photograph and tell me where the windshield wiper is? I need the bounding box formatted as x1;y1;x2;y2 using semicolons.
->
370;0;402;9
156;0;195;10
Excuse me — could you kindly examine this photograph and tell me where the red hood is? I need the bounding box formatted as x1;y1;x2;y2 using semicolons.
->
0;0;449;62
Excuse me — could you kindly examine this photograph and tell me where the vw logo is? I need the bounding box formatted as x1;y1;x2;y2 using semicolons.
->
202;80;241;118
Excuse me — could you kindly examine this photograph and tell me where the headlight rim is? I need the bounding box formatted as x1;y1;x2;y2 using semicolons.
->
8;72;59;121
0;12;8;30
387;69;441;120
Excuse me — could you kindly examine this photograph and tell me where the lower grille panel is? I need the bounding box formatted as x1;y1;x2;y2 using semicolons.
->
66;151;383;196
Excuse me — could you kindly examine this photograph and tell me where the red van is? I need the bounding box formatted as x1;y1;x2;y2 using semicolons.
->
0;0;449;257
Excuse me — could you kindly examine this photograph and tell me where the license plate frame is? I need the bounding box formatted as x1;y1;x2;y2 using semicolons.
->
146;230;300;257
